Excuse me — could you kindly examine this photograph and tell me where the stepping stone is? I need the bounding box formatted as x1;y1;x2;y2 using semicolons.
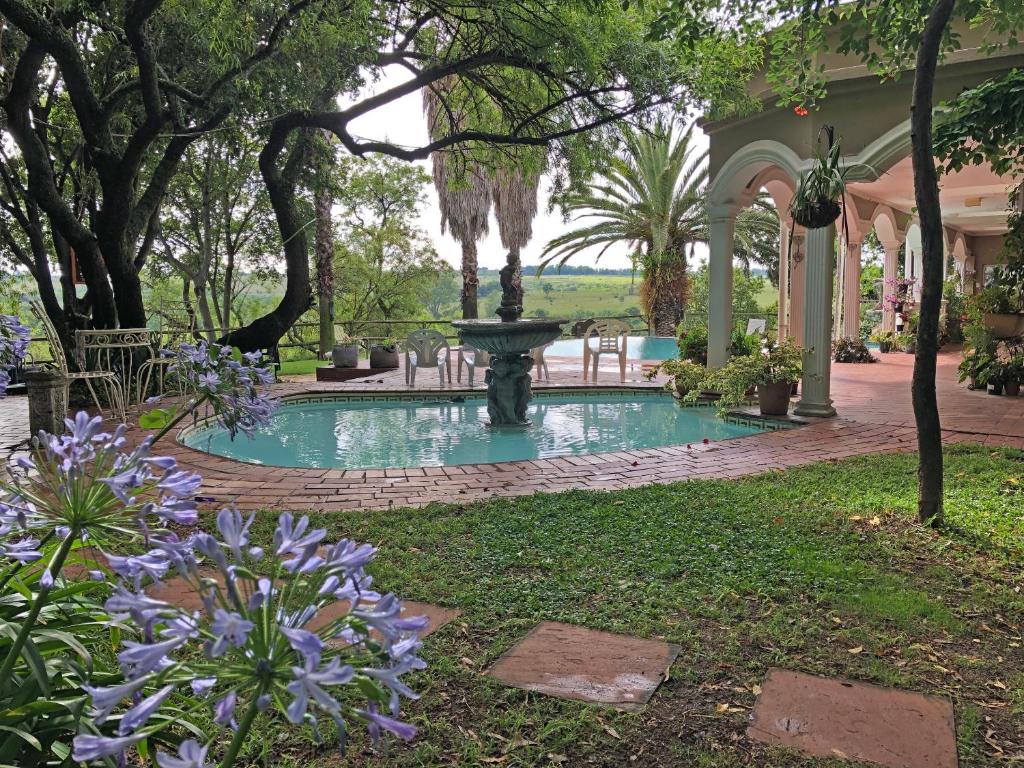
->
149;574;459;641
488;621;680;711
747;668;957;768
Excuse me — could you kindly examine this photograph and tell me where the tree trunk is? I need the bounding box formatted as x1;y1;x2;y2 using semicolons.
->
314;185;335;358
461;240;479;319
220;123;312;353
910;0;955;527
644;258;688;336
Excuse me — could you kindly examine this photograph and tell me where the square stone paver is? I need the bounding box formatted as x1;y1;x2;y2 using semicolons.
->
488;621;680;711
747;668;957;768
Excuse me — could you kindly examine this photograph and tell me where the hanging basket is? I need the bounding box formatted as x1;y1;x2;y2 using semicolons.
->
792;198;841;229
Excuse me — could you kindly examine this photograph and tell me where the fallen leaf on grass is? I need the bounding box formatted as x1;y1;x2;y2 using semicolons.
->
848;646;864;655
751;683;762;696
988;680;1007;690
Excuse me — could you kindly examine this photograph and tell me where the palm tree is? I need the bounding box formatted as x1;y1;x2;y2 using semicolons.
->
541;121;778;335
492;164;542;319
423;83;492;319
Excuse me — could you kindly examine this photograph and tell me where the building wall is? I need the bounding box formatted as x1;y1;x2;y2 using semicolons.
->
969;234;1008;293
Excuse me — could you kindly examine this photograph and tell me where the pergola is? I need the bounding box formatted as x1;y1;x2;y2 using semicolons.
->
702;20;1023;417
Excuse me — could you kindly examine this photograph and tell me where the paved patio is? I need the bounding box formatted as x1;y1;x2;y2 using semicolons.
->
1;348;1021;512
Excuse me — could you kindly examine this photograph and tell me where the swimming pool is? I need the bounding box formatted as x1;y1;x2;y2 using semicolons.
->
546;335;678;360
181;391;764;469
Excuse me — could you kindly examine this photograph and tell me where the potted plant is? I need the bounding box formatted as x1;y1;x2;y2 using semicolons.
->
689;338;803;416
997;355;1023;397
870;330;895;353
833;336;877;363
676;325;708;365
331;332;360;368
369;337;400;369
647;359;707;398
790;127;848;230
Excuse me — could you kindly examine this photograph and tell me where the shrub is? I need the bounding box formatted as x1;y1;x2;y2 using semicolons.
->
832;337;877;363
676;324;708;364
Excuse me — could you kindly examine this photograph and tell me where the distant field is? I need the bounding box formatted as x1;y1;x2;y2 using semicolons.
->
480;274;644;321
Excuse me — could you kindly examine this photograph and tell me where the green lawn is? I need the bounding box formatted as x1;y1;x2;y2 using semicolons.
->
227;446;1023;767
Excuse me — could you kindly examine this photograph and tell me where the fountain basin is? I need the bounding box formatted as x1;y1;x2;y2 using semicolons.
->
452;318;566;355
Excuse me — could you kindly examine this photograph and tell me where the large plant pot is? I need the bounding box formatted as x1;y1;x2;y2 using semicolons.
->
989;381;1004;396
1006;380;1021;397
757;381;792;416
983;312;1024;339
24;368;67;436
369;345;399;369
792;198;841;229
331;343;359;368
878;341;892;353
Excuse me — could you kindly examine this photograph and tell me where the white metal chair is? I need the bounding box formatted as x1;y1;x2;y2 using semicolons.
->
582;320;630;382
29;301;125;422
404;329;451;387
531;342;551;381
75;327;161;410
456;344;490;387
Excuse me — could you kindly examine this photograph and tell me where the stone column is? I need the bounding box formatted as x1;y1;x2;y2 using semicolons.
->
794;223;837;418
708;207;736;367
777;222;790;338
881;239;901;332
842;238;862;338
788;231;806;346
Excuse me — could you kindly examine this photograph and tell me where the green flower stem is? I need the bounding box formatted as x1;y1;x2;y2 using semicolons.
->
219;687;264;768
0;527;78;684
152;393;208;445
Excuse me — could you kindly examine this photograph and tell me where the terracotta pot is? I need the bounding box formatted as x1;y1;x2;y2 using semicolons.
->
757;381;792;416
331;343;359;368
1006;380;1021;397
369;345;399;369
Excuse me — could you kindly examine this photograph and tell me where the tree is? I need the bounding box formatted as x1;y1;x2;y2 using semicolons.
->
540;120;778;334
151;130;277;339
492;162;543;320
312;132;339;358
0;1;684;351
653;0;1023;525
423;82;492;320
333;155;452;332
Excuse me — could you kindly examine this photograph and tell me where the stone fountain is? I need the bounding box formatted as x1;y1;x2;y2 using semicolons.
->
452;255;564;427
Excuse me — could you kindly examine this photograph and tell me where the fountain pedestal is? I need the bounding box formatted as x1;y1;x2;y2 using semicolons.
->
452;318;566;427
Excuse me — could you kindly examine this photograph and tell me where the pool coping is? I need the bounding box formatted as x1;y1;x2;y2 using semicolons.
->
176;387;805;472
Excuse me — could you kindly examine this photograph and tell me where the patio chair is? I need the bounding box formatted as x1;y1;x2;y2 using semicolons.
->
404;329;451;387
75;327;162;409
582;319;630;382
29;301;126;422
745;318;767;336
456;343;490;387
531;342;551;381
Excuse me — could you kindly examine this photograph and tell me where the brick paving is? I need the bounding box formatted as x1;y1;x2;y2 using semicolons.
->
1;348;1021;512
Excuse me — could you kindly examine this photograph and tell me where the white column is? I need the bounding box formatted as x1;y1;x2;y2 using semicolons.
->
833;237;846;342
777;222;790;338
842;238;862;338
788;231;806;346
794;223;837;418
708;207;736;368
905;226;923;300
880;239;901;332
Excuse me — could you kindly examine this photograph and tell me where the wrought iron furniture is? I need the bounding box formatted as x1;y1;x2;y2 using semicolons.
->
29;301;126;421
74;327;162;410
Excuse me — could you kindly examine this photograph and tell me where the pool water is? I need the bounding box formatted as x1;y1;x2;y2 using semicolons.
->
546;335;678;360
183;392;764;469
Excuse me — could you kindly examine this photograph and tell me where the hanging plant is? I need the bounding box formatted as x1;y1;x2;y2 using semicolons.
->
790;126;848;230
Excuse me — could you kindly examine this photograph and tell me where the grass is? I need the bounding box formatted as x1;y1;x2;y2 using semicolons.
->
224;445;1024;767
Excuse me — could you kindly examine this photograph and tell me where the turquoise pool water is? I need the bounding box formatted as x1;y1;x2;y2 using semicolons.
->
182;392;764;469
546;335;678;360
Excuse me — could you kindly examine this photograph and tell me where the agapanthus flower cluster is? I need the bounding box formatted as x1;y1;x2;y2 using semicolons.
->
73;507;425;767
168;341;277;439
0;313;30;398
1;412;202;585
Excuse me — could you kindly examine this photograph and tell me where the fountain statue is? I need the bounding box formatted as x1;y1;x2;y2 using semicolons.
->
452;249;564;427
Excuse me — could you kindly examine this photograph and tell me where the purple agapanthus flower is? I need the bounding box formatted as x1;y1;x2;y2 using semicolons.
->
0;314;29;399
209;610;254;657
156;739;211;768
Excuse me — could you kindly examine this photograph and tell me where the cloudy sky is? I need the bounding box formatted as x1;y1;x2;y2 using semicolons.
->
344;69;712;272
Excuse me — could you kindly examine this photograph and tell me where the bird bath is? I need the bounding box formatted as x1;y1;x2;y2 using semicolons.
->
452;318;565;427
